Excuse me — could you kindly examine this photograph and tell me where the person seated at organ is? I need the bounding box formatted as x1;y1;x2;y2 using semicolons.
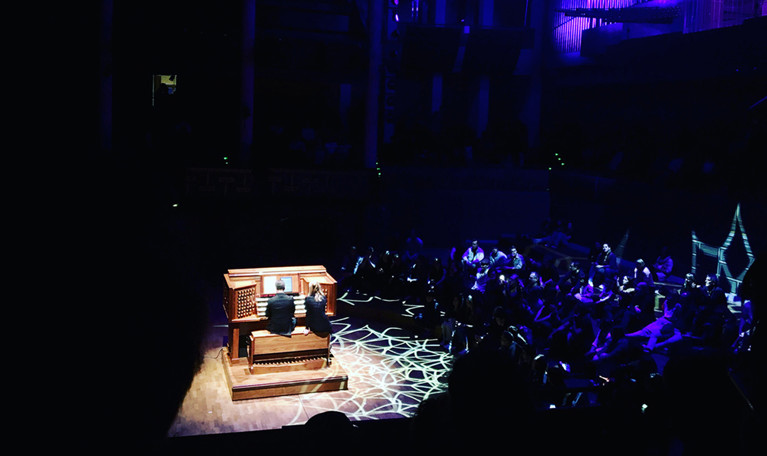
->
266;279;296;336
304;281;332;335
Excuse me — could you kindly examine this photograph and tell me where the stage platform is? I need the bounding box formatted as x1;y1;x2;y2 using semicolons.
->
222;349;349;401
167;311;453;439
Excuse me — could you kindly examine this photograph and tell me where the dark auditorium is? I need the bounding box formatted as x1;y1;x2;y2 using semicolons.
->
34;1;765;455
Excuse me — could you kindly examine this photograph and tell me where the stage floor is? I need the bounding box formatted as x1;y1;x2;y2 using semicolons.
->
167;305;453;438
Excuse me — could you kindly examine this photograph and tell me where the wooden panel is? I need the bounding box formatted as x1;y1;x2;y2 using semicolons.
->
221;347;349;401
250;357;329;375
250;328;329;356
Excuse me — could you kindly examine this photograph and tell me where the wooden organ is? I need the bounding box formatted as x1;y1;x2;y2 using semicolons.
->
223;265;337;361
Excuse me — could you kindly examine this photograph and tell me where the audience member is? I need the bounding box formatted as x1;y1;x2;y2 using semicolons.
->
626;294;683;352
633;258;654;289
651;246;674;282
507;245;525;272
403;228;424;267
333;232;759;456
589;243;618;286
338;245;363;292
461;239;485;275
487;246;509;270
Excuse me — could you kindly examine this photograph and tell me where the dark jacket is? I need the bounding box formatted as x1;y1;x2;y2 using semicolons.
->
266;292;296;335
305;295;332;334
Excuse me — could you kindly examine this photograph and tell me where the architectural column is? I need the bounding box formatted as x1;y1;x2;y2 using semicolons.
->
432;0;446;114
472;0;493;138
520;0;546;157
99;0;113;154
364;0;384;169
240;0;256;167
340;82;352;142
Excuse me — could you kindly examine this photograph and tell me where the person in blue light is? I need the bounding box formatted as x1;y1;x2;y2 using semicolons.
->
403;228;424;267
589;242;618;286
651;246;674;282
633;258;654;289
487;246;509;270
471;259;492;294
508;245;525;272
461;239;485;272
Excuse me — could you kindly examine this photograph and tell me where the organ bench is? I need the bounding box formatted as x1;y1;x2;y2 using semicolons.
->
247;326;331;374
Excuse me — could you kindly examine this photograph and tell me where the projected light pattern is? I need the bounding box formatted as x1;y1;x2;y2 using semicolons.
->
552;0;639;53
293;316;453;423
168;314;453;438
692;203;755;295
338;290;426;319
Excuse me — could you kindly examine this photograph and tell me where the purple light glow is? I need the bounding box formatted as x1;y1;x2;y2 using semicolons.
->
553;0;640;53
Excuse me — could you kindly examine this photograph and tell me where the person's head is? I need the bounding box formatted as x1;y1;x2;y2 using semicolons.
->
636;258;645;269
603;243;611;253
471;240;479;250
275;279;286;291
308;280;324;297
510;246;518;256
684;273;695;286
705;274;718;288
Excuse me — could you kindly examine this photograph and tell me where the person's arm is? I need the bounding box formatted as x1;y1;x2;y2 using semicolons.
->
652;330;682;351
534;305;550;322
475;251;484;263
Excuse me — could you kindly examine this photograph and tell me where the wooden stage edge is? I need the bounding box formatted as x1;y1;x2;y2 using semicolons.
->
221;349;349;401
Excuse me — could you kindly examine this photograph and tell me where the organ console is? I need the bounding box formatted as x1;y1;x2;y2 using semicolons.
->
223;265;337;361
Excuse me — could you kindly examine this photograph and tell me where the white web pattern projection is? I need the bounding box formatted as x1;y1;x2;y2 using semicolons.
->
337;291;426;318
293;313;454;422
167;293;453;438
